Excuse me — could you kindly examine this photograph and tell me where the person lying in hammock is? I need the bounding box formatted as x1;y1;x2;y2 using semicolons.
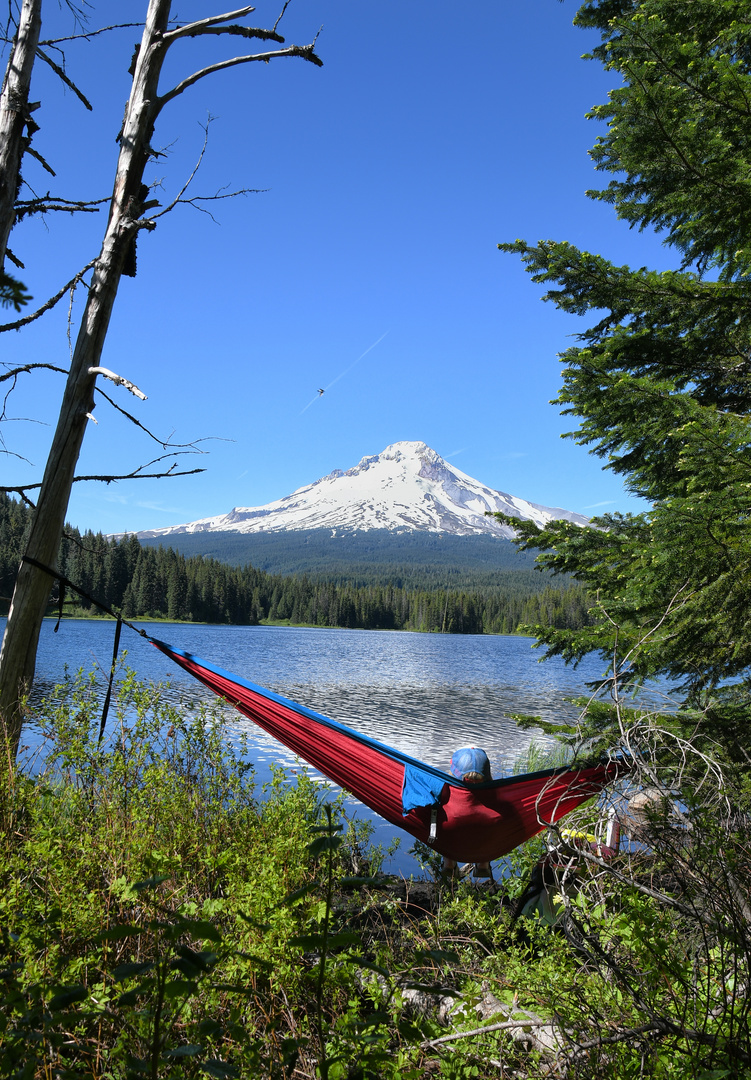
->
148;636;623;868
442;746;494;879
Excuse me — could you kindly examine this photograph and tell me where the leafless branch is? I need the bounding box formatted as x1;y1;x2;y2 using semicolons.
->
94;385;214;452
60;528;112;554
163;8;284;46
166;23;284;44
566;1022;682;1055
14;194;107;220
160;186;262;224
24;145;55;176
146;118;211;219
1;488;35;508
0;258;96;332
88;366;147;401
422;1016;552;1049
76;466;206;484
36;47;92;110
0;447;34;464
5;246;24;269
0;362;68;385
157;42;323;109
89;449;204;479
0;362;62;437
144;118;264;225
36;24;144;46
1;462;206;493
273;2;291;34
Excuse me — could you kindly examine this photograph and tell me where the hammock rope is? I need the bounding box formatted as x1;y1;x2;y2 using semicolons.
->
20;554;147;741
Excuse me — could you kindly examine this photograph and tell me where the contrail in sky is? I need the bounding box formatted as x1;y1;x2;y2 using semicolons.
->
300;330;389;414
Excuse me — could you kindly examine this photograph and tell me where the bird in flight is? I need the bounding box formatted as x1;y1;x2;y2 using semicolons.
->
318;388;325;396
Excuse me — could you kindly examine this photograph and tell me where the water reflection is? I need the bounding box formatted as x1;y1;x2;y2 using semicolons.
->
9;618;676;874
15;618;678;770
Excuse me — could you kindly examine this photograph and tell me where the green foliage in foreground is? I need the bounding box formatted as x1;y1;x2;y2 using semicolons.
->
2;676;751;1077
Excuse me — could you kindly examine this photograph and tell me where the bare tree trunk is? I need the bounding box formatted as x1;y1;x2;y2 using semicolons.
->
0;0;172;754
0;0;42;270
0;2;321;757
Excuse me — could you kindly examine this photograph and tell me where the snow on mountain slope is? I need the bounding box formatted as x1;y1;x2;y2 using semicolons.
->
134;441;589;540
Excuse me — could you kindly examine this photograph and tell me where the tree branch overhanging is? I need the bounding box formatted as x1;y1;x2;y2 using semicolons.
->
162;6;284;45
95;384;218;453
35;23;145;47
24;145;55;176
157;42;322;109
143;117;264;226
88;367;146;401
14;194;107;221
35;46;92;110
0;463;206;493
72;465;206;484
0;0;326;761
0;362;68;385
0;258;96;332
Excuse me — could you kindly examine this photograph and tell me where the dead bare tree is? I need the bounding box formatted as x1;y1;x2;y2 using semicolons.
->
0;1;322;757
0;0;41;305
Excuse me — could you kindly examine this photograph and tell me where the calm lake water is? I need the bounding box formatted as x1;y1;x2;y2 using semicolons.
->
7;619;672;874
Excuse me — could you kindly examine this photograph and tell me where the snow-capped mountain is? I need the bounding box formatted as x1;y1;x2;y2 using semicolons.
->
134;442;588;541
135;442;587;539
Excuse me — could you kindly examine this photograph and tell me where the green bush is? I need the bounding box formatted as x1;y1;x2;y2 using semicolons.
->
3;672;751;1078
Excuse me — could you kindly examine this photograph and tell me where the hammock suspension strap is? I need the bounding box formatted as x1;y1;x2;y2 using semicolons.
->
20;554;146;739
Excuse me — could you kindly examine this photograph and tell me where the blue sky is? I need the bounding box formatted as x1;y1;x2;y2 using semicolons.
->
4;1;673;535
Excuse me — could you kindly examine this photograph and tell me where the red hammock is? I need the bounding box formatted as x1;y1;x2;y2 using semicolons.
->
150;637;623;864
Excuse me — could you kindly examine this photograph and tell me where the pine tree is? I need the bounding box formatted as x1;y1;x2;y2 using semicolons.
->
499;0;751;764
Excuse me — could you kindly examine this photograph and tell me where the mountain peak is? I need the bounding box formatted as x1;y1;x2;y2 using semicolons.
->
132;442;589;540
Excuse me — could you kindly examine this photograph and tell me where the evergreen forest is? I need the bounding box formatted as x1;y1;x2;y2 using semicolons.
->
0;493;591;634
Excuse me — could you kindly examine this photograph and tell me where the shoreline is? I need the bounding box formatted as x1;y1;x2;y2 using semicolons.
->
33;611;534;638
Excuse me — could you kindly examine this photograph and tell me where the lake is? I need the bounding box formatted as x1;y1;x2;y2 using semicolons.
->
8;619;671;874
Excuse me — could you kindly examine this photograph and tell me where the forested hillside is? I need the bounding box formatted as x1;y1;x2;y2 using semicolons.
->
139;527;546;590
0;494;591;633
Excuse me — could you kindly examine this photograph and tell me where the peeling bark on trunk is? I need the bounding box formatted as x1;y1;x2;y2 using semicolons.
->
0;0;172;755
0;0;42;269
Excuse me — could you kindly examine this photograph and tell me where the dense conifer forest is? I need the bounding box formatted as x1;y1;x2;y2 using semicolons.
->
140;527;546;588
0;494;592;634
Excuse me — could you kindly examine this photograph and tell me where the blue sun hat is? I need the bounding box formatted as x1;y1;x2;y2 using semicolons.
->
450;746;491;781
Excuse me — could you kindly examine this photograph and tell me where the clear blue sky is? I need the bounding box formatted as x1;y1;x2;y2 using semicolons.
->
4;1;672;535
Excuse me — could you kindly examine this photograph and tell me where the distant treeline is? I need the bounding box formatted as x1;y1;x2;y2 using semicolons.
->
0;494;593;634
139;527;547;591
